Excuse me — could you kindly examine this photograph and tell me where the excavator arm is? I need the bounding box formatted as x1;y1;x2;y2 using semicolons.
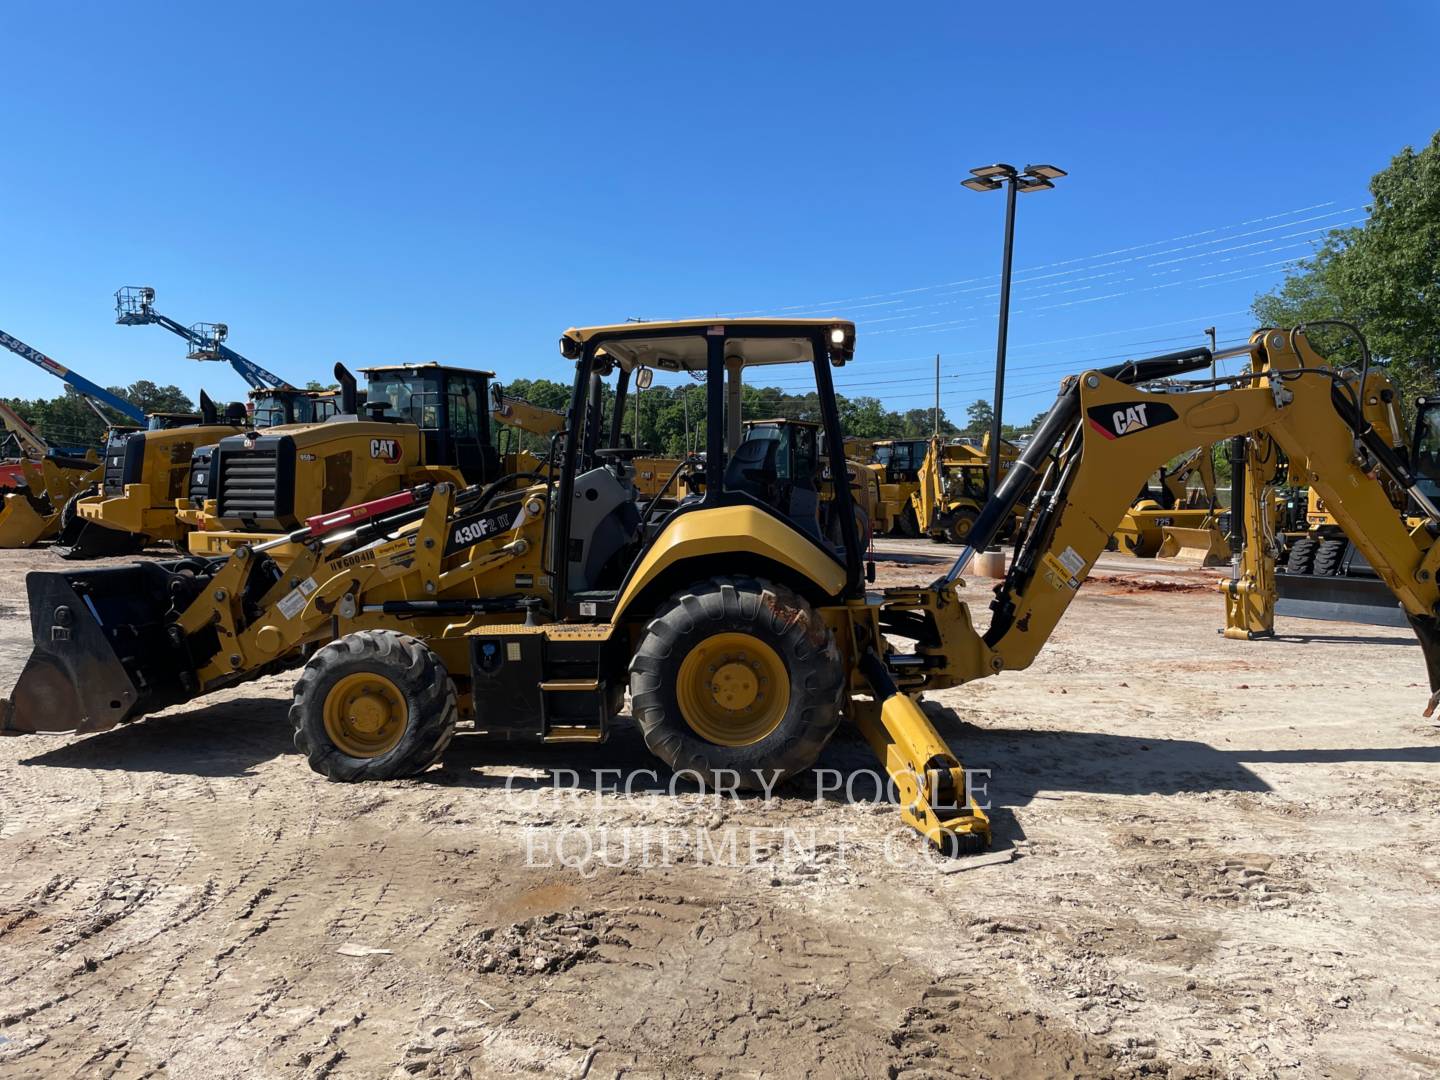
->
489;384;566;438
933;330;1440;686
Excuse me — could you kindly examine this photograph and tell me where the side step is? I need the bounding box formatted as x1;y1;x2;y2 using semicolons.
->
468;628;618;742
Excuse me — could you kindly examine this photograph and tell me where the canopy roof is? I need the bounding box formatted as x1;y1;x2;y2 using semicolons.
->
561;318;855;372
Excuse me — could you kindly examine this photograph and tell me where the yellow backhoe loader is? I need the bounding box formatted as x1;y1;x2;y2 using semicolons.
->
5;321;1439;859
914;434;1018;544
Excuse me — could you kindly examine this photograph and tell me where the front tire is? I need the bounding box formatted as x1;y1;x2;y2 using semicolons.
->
291;630;457;781
629;577;843;789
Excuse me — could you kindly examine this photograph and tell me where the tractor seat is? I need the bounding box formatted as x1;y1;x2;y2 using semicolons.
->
723;438;779;501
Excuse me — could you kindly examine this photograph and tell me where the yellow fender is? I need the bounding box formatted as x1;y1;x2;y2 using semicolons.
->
613;505;846;620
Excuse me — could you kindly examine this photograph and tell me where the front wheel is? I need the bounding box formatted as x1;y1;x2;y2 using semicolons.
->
291;630;457;781
629;577;843;788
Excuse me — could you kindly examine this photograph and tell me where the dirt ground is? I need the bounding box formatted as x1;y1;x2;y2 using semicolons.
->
1;540;1438;1079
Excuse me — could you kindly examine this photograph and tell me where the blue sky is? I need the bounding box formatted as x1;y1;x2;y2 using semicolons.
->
3;1;1437;424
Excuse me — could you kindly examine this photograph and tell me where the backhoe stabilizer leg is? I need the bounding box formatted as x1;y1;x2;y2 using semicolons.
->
852;653;990;854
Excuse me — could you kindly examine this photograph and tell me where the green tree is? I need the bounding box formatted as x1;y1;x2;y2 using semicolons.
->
965;399;994;435
111;380;195;415
1254;129;1440;402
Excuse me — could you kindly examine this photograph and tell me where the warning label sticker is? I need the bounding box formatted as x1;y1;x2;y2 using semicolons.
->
277;588;307;620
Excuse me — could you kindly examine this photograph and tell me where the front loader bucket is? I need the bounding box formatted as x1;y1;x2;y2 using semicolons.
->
0;493;57;548
52;517;148;560
1157;525;1229;566
0;563;208;736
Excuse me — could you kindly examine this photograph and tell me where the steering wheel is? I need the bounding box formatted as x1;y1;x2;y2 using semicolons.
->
594;447;649;461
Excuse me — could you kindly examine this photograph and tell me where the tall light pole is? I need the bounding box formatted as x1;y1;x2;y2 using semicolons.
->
962;163;1066;491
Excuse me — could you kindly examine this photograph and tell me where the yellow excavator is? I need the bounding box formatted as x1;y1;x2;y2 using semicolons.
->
4;321;1438;858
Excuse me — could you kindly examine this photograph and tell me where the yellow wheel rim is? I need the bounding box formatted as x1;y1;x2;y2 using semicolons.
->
323;672;408;757
676;632;790;747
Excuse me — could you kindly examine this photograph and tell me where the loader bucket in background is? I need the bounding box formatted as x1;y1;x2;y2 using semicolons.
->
1157;525;1229;566
0;563;208;736
0;493;57;548
52;517;148;560
1274;571;1406;628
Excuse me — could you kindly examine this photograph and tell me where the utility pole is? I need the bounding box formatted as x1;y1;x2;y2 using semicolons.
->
933;354;940;437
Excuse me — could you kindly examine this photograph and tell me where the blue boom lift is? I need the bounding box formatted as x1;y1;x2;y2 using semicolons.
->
114;286;292;391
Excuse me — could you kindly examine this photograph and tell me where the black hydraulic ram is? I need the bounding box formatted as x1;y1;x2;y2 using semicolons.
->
937;346;1214;588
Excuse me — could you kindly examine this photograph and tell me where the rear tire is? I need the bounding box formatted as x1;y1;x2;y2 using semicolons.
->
1284;537;1317;575
1312;538;1347;577
629;577;843;789
291;630;457;781
945;508;979;546
895;502;920;538
57;484;97;538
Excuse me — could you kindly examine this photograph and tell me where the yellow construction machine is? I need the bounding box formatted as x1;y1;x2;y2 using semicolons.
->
53;393;250;558
183;362;501;558
0;404;103;548
1110;443;1230;565
489;379;687;501
6;321;1440;858
1264;366;1439;626
914;434;1018;544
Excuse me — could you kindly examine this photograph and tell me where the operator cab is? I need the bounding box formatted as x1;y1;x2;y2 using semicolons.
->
552;319;863;619
146;412;203;431
361;362;499;484
1410;397;1440;506
872;438;927;483
249;387;345;429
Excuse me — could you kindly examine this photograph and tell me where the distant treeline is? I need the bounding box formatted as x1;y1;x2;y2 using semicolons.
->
492;377;1011;457
1;381;196;450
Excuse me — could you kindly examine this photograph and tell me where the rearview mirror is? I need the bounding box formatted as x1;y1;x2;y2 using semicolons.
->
489;383;505;411
635;367;654;390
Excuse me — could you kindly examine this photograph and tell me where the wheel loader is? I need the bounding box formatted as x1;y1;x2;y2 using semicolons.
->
5;321;1440;857
1110;443;1230;566
0;404;104;548
183;362;501;559
53;394;250;559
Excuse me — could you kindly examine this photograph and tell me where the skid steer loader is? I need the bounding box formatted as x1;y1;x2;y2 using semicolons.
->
53;394;250;559
5;321;1440;856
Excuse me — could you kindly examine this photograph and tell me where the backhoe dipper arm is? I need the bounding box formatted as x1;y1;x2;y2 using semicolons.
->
956;331;1440;691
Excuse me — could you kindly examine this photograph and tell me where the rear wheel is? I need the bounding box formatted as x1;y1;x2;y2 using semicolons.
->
291;630;457;781
1284;537;1317;575
895;502;920;538
57;484;97;537
945;508;979;546
629;577;843;788
1312;538;1347;577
